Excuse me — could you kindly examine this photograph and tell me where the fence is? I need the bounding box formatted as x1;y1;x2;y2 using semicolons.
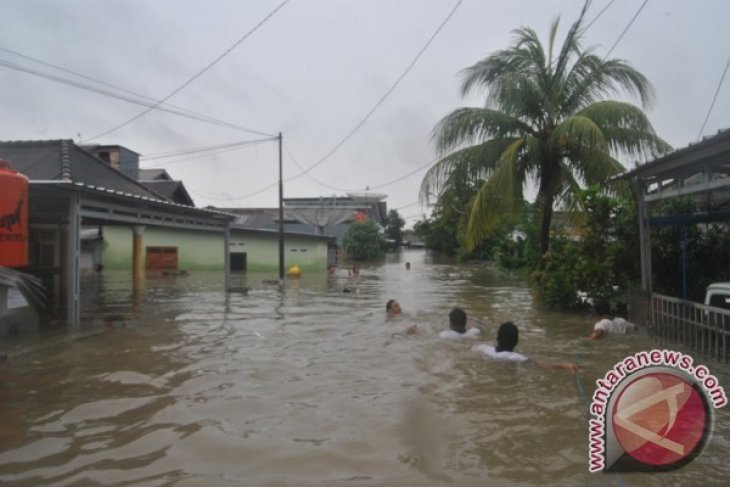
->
629;289;730;363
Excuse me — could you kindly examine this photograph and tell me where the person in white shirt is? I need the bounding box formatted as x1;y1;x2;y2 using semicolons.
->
588;299;636;340
474;322;578;372
439;307;481;340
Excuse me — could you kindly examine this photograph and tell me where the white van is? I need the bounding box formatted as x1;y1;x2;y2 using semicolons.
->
705;282;730;310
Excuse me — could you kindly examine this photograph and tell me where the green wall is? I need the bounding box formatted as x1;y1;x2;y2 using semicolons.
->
101;225;329;272
101;226;223;270
229;231;328;272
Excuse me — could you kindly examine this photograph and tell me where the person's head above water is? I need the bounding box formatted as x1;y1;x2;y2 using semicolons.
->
496;321;519;352
386;299;402;315
448;307;467;333
594;298;611;317
405;262;411;270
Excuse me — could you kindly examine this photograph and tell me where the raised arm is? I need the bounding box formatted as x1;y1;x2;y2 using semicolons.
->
588;328;605;340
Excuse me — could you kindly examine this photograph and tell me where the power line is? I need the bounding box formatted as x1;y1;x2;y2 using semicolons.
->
585;0;617;30
604;0;649;59
0;57;274;137
368;158;435;190
141;137;277;161
82;0;291;142
283;141;434;193
697;56;730;141
229;0;463;200
284;0;463;180
143;139;277;168
283;144;343;191
394;200;421;210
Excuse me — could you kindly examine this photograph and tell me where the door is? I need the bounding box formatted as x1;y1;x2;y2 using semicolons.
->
230;252;247;271
146;246;178;270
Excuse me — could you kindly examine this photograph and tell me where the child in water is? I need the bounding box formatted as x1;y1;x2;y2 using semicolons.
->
386;299;402;316
474;322;578;372
386;299;416;335
439;307;481;340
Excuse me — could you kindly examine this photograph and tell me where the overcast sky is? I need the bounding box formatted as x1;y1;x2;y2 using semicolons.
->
1;0;728;227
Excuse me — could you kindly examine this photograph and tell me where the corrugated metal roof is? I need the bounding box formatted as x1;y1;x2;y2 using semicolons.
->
0;140;163;200
138;168;171;181
141;180;195;206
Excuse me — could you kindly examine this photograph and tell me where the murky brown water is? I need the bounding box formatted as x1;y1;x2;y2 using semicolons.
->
1;250;729;486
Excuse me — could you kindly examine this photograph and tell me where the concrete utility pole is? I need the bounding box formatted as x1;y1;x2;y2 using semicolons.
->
278;132;285;284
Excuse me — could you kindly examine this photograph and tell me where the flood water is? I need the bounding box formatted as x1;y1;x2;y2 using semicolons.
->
1;250;729;486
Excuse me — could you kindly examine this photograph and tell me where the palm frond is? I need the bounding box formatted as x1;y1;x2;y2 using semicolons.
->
463;139;526;250
564;58;655;113
552;114;609;154
419;138;518;204
432;107;531;154
577;101;672;158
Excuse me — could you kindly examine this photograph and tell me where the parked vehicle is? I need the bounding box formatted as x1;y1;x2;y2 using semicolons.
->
705;282;730;310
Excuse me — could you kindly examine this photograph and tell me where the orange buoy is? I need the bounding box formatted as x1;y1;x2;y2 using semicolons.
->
0;159;29;268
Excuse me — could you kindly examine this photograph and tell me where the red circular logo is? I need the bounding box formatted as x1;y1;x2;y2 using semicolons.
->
612;372;709;466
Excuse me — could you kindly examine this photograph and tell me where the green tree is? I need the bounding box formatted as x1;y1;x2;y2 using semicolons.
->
420;10;670;257
343;219;385;261
384;209;405;246
531;188;641;310
415;170;480;256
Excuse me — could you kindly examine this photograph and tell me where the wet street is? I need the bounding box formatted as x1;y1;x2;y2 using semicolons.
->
1;250;729;486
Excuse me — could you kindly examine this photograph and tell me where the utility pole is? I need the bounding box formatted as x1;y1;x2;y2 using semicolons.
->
278;132;285;284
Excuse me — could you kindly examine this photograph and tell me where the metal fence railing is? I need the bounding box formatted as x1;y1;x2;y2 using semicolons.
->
629;288;730;364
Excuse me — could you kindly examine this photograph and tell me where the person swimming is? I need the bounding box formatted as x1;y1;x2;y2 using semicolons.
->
386;299;402;316
588;298;636;340
439;307;481;340
473;322;578;372
386;299;416;335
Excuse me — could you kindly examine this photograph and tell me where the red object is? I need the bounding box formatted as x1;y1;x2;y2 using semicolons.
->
0;159;29;267
354;211;368;222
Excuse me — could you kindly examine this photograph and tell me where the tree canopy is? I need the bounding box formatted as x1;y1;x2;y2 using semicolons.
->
420;11;671;255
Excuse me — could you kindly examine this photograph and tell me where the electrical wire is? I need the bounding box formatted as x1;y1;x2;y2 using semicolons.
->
604;0;649;59
282;0;463;181
0;44;270;136
283;142;435;193
82;0;291;142
696;57;730;141
140;137;277;161
394;200;421;210
585;0;617;30
0;57;274;137
283;144;342;191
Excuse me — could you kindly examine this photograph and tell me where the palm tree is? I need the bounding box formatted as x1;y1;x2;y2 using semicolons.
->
420;14;671;256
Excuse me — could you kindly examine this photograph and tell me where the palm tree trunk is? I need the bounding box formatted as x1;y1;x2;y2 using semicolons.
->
540;195;554;256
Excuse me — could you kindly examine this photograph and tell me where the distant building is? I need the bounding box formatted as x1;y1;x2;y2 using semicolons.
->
217;194;388;265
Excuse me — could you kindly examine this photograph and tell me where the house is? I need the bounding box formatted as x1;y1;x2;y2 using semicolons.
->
283;193;388;244
136;167;195;206
616;128;730;363
0;139;333;325
218;193;389;265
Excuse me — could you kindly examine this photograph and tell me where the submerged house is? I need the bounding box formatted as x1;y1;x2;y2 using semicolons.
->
0;140;333;325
